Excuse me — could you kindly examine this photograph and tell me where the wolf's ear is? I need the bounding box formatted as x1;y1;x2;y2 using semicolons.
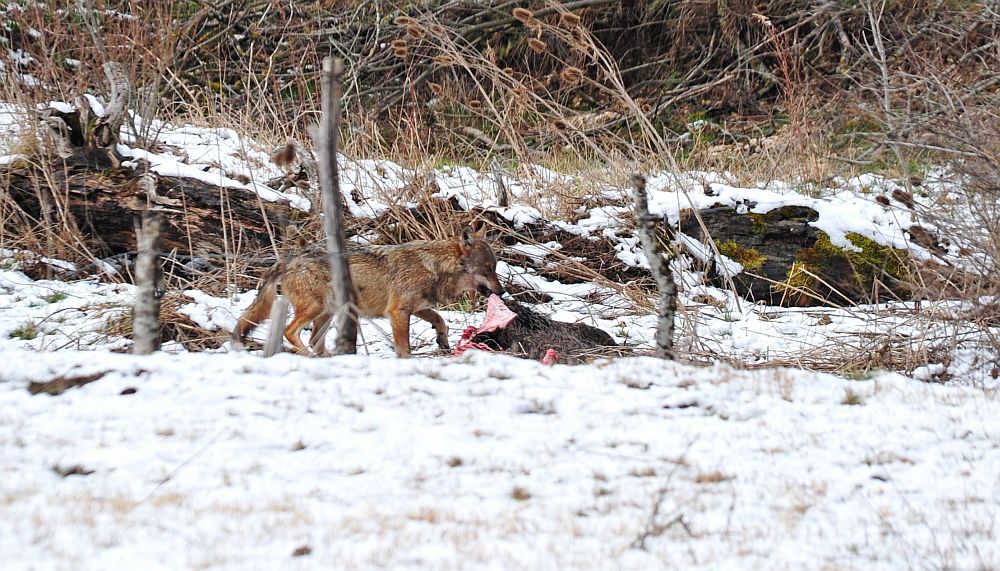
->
462;221;487;247
470;220;487;239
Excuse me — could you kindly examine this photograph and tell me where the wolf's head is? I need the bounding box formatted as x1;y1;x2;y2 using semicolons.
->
459;225;505;297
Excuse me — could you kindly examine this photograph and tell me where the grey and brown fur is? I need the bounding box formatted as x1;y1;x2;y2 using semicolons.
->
472;297;620;364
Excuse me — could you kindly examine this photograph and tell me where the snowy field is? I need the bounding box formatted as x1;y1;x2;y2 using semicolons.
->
2;339;999;570
1;102;999;569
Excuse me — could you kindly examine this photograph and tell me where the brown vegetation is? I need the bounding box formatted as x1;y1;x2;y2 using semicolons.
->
1;1;998;375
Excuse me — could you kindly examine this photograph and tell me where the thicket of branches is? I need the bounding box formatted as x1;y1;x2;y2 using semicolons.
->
4;1;998;166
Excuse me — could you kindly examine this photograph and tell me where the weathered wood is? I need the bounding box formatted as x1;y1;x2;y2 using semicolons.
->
681;205;821;304
679;205;912;306
89;62;128;151
2;59;296;277
490;159;509;208
263;297;290;358
318;57;358;355
631;174;676;359
4;155;299;274
133;210;163;355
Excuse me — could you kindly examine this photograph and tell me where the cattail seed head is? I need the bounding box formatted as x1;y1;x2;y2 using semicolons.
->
891;189;916;209
512;8;533;23
271;141;296;167
512;7;540;28
395;15;416;26
433;54;453;65
406;24;426;39
559;12;581;26
560;66;584;84
468;99;483;110
527;38;547;54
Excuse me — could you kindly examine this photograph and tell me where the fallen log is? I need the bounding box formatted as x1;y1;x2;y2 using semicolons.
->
1;60;303;281
3;153;300;274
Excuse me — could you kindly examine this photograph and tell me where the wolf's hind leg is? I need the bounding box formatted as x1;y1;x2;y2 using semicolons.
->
309;313;331;356
283;311;315;355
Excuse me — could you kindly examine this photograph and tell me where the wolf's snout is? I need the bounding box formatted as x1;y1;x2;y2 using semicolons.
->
474;273;505;297
479;283;504;297
489;279;506;296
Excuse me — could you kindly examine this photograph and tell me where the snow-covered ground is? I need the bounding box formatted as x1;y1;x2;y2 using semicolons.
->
2;343;998;570
1;102;999;569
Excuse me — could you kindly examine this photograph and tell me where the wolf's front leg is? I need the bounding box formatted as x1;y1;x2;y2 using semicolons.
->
414;308;449;350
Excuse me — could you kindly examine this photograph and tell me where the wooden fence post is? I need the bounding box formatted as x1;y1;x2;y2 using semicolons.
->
490;158;509;208
262;296;290;358
133;210;163;355
631;174;677;358
318;57;358;354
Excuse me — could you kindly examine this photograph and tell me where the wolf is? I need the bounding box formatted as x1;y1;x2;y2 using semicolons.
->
233;226;505;357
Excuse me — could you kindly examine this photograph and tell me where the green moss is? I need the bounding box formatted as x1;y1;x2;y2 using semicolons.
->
42;292;68;304
749;207;819;236
843;233;910;284
685;113;721;145
777;232;910;302
767;206;819;223
749;213;768;234
779;260;813;294
716;240;765;271
800;233;845;266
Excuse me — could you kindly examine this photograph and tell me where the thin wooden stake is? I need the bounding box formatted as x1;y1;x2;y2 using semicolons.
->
490;158;509;208
263;297;290;357
133;210;163;355
631;174;676;359
318;57;358;354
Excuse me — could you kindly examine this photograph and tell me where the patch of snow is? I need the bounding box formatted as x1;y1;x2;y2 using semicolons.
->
505;241;561;265
82;94;105;117
0;100;997;568
47;100;75;114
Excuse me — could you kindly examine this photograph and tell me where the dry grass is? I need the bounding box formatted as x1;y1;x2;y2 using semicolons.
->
693;470;730;484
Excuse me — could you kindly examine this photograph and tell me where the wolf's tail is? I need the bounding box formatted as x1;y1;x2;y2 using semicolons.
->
233;263;282;343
